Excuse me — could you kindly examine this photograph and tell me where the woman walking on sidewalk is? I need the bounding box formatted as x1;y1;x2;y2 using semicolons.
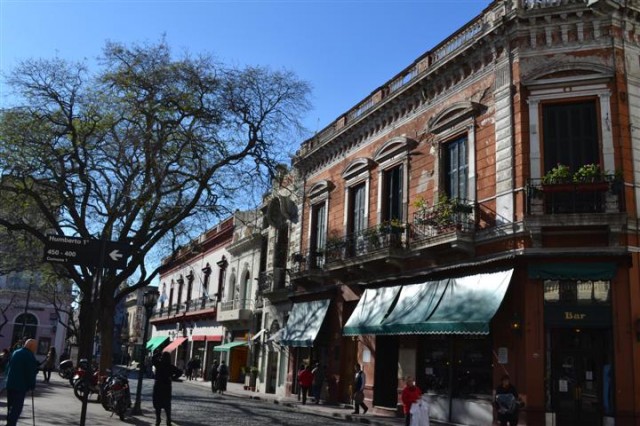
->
42;347;56;383
153;351;181;426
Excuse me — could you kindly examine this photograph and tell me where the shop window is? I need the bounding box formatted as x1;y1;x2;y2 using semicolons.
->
421;336;492;398
444;136;468;200
453;338;492;398
543;280;610;305
381;165;404;222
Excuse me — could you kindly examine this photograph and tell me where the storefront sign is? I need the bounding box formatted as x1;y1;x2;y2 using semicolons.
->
544;305;611;327
497;347;508;364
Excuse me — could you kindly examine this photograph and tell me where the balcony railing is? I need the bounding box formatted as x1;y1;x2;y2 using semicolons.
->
290;249;325;274
526;176;624;215
152;297;217;319
411;199;475;241
323;223;406;264
219;298;252;312
257;269;288;293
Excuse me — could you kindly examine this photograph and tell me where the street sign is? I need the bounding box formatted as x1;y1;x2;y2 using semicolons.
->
43;235;132;269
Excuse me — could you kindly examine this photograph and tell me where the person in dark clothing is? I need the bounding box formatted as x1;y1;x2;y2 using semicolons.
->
5;339;39;426
495;374;520;426
217;360;229;394
352;363;368;415
311;363;324;404
297;365;313;405
153;351;181;426
186;358;194;381
210;360;219;393
42;347;56;382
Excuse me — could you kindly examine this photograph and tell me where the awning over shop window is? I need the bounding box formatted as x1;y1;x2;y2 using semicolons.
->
379;279;450;335
528;263;616;280
343;287;401;336
213;341;248;352
146;336;169;352
280;300;330;347
410;269;513;335
163;337;187;353
342;269;514;336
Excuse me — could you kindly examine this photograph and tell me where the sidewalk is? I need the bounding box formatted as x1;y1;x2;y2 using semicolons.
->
182;377;453;426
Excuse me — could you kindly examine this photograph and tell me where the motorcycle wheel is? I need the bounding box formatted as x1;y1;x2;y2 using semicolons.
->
100;392;110;411
73;381;88;401
58;369;67;379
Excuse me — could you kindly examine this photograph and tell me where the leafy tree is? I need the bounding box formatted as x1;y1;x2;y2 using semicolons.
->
0;39;311;369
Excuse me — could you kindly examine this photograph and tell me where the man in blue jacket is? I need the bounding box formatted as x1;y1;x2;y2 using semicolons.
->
5;339;39;426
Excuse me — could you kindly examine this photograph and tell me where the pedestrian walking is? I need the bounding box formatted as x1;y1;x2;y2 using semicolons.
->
297;364;313;405
210;360;219;393
152;351;181;426
311;362;324;404
5;339;39;426
401;376;422;426
186;358;194;381
351;363;368;415
216;360;229;394
192;356;201;380
296;363;305;401
42;347;56;383
495;374;522;426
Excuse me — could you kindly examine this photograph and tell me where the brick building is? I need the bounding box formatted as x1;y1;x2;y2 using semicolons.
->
286;1;640;425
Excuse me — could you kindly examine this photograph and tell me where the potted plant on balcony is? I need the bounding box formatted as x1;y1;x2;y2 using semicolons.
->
541;164;573;192
573;163;609;191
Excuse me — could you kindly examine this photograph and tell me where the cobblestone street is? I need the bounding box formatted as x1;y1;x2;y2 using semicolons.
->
2;374;391;426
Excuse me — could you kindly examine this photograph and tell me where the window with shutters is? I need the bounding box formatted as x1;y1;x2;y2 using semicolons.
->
444;136;468;200
382;165;403;222
349;183;367;235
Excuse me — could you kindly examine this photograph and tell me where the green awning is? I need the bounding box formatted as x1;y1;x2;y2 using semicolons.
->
280;299;330;347
343;270;514;336
213;341;248;352
146;336;169;352
378;279;451;335
528;263;616;280
409;269;514;334
343;286;402;336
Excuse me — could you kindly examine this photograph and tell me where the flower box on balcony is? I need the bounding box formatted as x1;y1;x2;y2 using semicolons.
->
541;181;609;193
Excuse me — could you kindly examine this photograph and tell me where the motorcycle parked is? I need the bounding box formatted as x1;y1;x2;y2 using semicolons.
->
73;365;106;403
69;358;91;387
58;359;74;381
101;371;131;420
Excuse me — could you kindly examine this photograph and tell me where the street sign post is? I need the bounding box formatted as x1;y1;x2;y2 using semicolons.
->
43;235;132;269
43;235;133;426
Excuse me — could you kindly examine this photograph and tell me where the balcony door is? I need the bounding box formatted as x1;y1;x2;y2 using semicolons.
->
542;100;599;173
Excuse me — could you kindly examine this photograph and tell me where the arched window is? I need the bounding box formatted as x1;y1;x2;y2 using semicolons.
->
242;271;251;303
12;313;38;345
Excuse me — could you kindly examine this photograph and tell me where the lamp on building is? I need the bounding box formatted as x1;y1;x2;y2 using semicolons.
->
510;313;522;335
132;287;160;415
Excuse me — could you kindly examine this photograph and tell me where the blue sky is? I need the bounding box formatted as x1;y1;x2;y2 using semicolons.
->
1;0;488;137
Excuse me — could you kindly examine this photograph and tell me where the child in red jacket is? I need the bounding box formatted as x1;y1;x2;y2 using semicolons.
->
401;376;422;426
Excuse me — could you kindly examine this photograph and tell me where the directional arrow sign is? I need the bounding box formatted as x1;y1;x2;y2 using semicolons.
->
101;241;132;270
109;250;123;262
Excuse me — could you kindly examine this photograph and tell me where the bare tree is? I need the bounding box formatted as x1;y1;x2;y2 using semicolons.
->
0;39;311;369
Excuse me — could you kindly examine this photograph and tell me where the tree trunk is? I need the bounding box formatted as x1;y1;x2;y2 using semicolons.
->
76;291;96;364
98;295;115;373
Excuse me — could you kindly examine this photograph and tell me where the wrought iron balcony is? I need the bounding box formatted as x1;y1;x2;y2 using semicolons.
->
323;223;407;265
526;176;624;215
411;199;474;242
